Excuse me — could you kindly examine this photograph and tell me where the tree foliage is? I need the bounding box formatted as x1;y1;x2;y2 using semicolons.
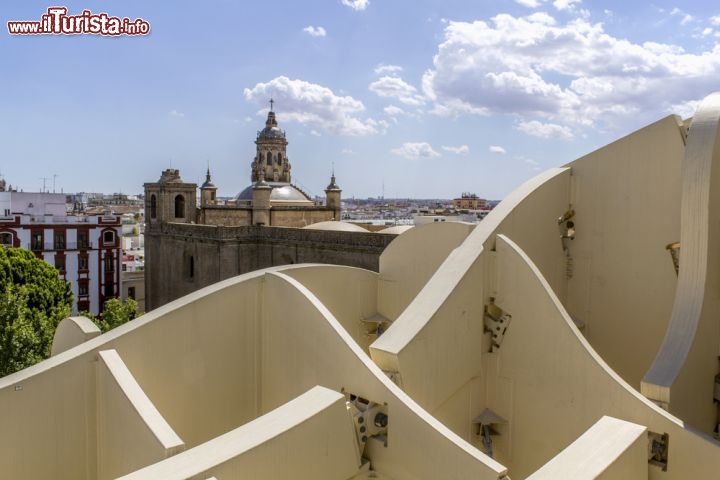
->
0;247;73;376
84;297;139;333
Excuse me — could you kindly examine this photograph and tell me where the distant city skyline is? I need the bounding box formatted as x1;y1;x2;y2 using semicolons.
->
3;0;720;199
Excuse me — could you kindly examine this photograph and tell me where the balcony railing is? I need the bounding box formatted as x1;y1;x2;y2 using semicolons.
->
27;215;90;224
28;242;94;251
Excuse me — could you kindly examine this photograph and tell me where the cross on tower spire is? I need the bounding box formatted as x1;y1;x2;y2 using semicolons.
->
269;98;274;112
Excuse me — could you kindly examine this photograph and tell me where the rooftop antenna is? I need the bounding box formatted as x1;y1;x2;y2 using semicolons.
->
52;173;58;193
39;177;49;193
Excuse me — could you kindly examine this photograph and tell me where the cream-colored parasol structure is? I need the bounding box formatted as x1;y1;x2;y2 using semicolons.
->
3;93;720;479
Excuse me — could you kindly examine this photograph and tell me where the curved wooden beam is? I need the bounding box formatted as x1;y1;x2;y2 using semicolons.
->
642;92;720;429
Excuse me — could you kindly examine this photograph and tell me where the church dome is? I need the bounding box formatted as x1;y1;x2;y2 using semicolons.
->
258;126;286;140
378;225;414;235
302;221;370;232
257;111;286;140
234;182;314;205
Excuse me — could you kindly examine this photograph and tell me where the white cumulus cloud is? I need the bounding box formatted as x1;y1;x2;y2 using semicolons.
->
391;142;440;159
384;105;405;116
553;0;581;11
302;26;327;37
375;64;403;75
668;99;701;119
243;76;379;136
169;110;184;117
517;120;573;139
516;0;542;7
369;76;425;106
341;0;369;11
421;12;720;137
442;145;470;155
489;145;507;154
670;8;693;26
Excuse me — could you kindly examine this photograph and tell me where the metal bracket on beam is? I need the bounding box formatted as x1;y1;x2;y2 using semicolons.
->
346;393;389;451
484;301;511;353
558;208;576;278
361;313;390;339
666;242;680;276
472;408;507;458
648;431;669;471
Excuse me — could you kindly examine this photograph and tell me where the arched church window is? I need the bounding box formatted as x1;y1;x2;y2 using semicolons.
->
267;151;272;163
277;153;282;164
174;195;185;218
150;195;157;218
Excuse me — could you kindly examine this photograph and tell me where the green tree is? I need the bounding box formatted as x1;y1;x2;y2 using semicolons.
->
0;247;73;377
84;297;139;333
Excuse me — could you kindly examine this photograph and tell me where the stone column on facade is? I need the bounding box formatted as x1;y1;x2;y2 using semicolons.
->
252;173;272;226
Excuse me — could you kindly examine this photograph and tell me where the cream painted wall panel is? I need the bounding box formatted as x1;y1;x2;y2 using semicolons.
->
642;96;720;431
111;274;266;448
492;234;720;479
0;264;504;480
385;255;486;411
205;388;359;480
260;272;508;480
0;358;96;479
280;265;380;353
96;350;184;479
31;269;276;473
118;387;360;480
482;362;514;465
0;269;271;479
430;375;487;452
378;222;474;321
371;168;571;416
566;115;684;389
526;416;647;480
486;170;571;300
52;316;102;356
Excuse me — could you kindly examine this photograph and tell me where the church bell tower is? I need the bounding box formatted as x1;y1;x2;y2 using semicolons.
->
251;99;291;183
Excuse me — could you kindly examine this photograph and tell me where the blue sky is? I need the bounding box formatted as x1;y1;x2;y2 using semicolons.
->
2;1;720;199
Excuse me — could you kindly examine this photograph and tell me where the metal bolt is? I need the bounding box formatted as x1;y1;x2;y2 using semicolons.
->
374;412;388;428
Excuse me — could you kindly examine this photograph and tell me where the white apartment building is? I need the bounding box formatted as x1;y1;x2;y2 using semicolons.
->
0;192;122;315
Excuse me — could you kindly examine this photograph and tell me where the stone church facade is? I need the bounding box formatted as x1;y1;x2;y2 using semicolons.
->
144;106;395;310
